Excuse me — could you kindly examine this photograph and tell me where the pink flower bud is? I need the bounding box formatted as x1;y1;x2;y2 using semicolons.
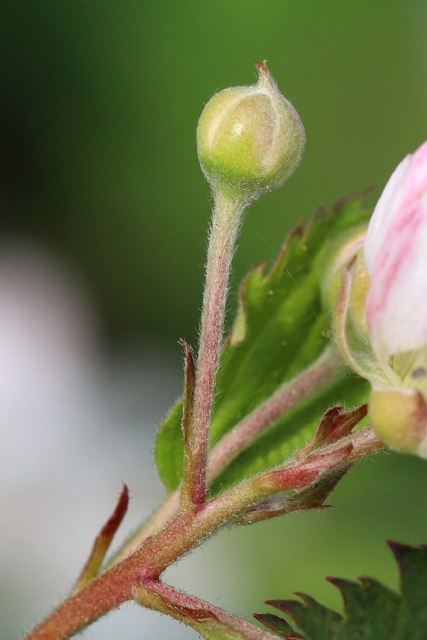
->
364;141;427;372
363;140;427;456
325;142;427;456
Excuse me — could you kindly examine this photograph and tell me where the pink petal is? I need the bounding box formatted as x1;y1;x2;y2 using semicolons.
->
365;141;427;360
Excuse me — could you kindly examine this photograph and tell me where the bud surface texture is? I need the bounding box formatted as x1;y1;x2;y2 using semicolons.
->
197;61;305;199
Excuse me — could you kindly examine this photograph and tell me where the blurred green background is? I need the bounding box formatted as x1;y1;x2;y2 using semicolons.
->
2;0;426;346
2;0;427;637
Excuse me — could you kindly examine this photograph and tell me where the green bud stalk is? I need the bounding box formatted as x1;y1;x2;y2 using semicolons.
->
180;62;305;510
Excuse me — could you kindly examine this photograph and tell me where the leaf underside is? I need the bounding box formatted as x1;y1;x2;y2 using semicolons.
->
156;193;372;494
256;541;427;640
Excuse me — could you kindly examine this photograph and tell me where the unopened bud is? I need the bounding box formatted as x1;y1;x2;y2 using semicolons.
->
197;61;305;199
369;388;427;457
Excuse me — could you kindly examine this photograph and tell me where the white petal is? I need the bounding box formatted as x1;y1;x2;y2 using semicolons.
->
365;141;427;360
364;153;410;275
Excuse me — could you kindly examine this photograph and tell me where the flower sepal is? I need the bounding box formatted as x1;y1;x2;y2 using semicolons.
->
320;223;368;316
328;245;388;387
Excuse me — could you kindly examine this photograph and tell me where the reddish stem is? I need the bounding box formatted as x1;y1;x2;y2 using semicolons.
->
181;191;246;508
136;579;278;640
207;347;344;481
24;493;248;640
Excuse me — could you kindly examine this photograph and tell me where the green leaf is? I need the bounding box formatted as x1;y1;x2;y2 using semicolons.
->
258;541;427;640
253;613;295;636
156;193;371;493
210;376;368;494
155;399;184;492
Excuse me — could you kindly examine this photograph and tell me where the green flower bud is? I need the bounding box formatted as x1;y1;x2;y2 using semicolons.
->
197;61;305;199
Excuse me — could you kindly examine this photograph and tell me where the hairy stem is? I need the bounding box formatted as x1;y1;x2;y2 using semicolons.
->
24;476;265;640
135;579;278;640
106;491;180;566
111;348;345;564
208;346;344;481
24;426;382;640
181;190;246;509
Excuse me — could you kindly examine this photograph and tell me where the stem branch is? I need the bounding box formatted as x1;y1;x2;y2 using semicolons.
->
112;348;345;564
24;426;382;640
208;346;344;481
135;579;278;640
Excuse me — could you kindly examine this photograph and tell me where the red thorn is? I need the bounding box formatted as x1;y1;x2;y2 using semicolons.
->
100;484;129;539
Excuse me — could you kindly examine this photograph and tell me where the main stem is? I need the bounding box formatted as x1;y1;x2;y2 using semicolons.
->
181;190;246;509
23;471;270;640
24;425;383;640
112;348;345;564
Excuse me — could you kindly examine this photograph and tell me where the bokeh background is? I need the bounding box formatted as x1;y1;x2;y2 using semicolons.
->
1;1;427;639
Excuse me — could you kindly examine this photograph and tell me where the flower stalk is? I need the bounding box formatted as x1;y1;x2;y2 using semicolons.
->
181;61;305;509
207;345;345;481
180;191;247;509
